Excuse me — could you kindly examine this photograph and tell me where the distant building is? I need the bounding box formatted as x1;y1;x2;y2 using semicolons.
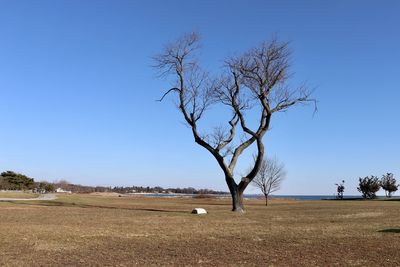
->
55;188;72;194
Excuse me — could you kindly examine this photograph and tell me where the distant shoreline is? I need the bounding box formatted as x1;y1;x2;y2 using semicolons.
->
116;193;400;201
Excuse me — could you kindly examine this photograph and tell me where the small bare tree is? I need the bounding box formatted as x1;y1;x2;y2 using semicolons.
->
154;32;314;212
251;157;286;206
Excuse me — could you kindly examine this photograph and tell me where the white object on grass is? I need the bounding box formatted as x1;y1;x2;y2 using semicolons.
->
191;208;207;214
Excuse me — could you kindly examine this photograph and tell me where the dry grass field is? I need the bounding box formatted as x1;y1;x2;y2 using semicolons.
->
0;194;399;266
0;191;38;199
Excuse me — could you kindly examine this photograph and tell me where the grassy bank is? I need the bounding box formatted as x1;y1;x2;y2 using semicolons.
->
0;194;399;266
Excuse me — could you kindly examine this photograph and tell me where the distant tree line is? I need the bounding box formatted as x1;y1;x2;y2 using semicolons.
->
49;182;227;194
336;173;398;199
112;186;227;195
0;170;227;195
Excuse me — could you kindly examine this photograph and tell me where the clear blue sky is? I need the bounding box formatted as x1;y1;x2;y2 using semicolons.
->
1;0;399;195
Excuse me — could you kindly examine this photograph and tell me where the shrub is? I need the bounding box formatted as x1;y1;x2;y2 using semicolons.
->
335;180;345;199
381;173;398;198
357;176;380;199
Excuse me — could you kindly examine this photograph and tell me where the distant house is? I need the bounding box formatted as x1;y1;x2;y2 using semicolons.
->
55;188;72;194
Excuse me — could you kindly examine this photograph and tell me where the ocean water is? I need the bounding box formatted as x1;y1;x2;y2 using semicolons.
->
244;194;340;200
248;195;395;200
269;195;352;200
140;193;396;200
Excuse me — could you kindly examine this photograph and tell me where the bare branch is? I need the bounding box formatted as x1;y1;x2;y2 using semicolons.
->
156;87;181;102
269;84;316;113
216;114;239;151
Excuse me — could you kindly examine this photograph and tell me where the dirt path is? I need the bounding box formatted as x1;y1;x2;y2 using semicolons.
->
0;194;57;201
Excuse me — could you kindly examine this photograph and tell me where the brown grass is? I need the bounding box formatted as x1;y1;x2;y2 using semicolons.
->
192;193;219;199
0;191;39;199
0;195;399;266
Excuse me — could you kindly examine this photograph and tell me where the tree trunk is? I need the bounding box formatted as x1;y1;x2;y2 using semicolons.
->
226;175;245;212
231;189;244;212
265;194;268;206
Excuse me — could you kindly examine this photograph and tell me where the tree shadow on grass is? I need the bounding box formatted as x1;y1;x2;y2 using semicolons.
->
378;229;400;234
383;198;400;201
6;200;189;214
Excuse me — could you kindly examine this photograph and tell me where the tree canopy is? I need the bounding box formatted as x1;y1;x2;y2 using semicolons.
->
0;171;35;190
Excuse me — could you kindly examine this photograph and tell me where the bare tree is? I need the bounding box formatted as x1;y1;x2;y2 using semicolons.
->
154;32;314;212
251;157;286;206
